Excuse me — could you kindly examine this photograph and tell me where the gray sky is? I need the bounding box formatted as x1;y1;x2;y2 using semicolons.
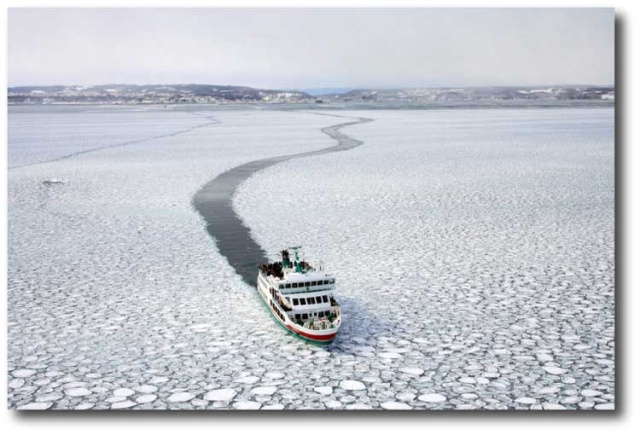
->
8;8;614;89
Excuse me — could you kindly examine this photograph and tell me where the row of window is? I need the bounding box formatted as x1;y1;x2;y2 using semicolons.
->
270;300;284;321
294;310;332;321
291;295;329;306
279;279;335;290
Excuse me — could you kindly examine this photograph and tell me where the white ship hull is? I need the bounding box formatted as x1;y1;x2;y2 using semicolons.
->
256;269;341;344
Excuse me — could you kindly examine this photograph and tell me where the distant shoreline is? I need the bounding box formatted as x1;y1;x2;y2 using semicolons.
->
8;100;615;112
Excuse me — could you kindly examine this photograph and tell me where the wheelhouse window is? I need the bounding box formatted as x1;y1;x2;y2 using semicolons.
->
306;297;314;305
315;296;322;303
293;298;299;306
311;281;317;286
286;284;291;289
292;283;298;288
322;295;329;303
300;298;306;305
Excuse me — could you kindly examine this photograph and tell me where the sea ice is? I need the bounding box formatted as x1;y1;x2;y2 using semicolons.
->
7;106;614;411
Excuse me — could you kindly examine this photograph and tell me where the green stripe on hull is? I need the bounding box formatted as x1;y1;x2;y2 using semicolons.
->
255;288;333;346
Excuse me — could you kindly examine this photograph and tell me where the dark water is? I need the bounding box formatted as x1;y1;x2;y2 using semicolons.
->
192;113;373;286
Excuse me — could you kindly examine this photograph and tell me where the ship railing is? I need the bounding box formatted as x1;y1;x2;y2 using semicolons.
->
303;318;334;331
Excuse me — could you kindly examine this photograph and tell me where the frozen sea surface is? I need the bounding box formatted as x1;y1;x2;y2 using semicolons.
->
8;107;344;410
8;106;614;410
8;106;218;168
235;108;615;410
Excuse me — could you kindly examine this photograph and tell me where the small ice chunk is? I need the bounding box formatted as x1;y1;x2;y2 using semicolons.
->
346;403;372;410
204;389;237;402
543;366;567;375
399;367;424;376
235;376;260;384
251;386;277;396
560;396;581;404
340;380;366;391
378;352;402;359
135;394;157;404
167;392;195;403
113;388;135;397
149;376;169;384
381;401;412;410
18;402;52;410
418;393;447;403
111;400;136;409
12;369;36;378
537;386;560;394
9;379;26;389
65;388;91;397
264;372;285;380
515;397;536;405
395;392;416;402
35;393;63;402
233;401;262;410
135;385;158;394
536;353;554;362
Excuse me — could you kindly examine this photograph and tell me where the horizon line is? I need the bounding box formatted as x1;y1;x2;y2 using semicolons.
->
8;82;616;90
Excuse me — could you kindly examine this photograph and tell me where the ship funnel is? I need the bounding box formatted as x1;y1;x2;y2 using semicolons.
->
289;246;302;273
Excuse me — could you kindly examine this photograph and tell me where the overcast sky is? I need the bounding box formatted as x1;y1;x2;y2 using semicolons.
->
8;8;614;89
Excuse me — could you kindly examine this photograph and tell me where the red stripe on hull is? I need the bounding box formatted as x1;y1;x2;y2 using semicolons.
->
286;324;337;342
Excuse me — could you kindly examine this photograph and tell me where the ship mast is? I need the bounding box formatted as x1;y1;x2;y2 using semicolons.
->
289;246;302;273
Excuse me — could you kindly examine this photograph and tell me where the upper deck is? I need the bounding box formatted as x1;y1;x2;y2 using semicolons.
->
258;248;336;296
275;272;335;294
